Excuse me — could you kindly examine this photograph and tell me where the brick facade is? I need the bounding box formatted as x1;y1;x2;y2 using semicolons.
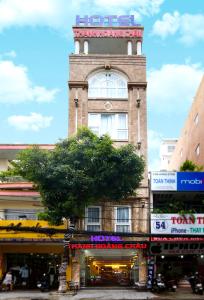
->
68;28;149;283
169;76;204;170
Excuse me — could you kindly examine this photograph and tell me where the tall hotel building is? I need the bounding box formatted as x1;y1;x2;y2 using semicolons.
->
68;16;149;286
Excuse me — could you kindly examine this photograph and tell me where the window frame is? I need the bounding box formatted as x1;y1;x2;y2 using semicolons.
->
88;71;128;99
4;209;40;220
85;206;101;231
114;205;131;233
88;113;128;140
194;113;199;125
195;144;200;156
167;145;175;153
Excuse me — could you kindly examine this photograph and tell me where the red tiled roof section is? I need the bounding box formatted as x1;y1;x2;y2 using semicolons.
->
0;144;55;150
0;182;34;189
0;182;40;197
0;191;39;196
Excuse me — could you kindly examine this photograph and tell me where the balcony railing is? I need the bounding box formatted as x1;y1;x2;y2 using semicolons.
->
0;176;26;183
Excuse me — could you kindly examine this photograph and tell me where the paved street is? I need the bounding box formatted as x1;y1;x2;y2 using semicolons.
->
0;288;203;300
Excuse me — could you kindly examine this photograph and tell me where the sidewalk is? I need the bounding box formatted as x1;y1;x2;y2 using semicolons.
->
0;287;203;300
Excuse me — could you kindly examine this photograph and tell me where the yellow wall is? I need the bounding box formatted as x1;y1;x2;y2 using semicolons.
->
0;220;65;240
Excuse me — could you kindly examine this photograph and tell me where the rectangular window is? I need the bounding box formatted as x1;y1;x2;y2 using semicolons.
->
4;209;40;220
88;113;128;140
115;206;131;232
194;113;199;125
196;144;200;156
85;206;101;231
167;145;175;153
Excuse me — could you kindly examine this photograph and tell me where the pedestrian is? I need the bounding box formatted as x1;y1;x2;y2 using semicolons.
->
19;264;30;287
2;270;13;291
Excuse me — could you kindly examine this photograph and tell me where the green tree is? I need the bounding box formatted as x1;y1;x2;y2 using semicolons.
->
179;159;203;171
12;128;144;224
10;127;145;291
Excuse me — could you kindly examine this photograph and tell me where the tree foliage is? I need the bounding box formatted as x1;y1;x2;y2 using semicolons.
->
179;159;203;171
11;128;145;225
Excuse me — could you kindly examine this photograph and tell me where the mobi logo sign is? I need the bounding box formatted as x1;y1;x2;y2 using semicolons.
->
177;172;204;191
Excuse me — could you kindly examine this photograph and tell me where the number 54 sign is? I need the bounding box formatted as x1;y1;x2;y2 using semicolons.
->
151;214;169;234
154;220;168;231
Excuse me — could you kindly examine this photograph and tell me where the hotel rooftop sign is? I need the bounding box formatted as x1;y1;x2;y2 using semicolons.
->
74;15;143;38
76;15;140;27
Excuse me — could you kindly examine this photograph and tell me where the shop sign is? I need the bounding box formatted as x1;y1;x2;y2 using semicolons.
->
151;171;204;191
73;28;143;38
147;257;155;288
151;172;177;191
151;214;204;235
90;235;122;242
177;172;204;191
0;220;65;240
150;242;204;255
76;15;140;27
68;243;147;249
151;237;204;242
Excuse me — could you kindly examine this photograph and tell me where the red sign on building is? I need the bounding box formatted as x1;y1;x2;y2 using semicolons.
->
68;243;148;249
73;28;143;38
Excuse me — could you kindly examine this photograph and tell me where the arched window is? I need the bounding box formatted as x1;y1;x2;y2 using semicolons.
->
84;41;89;54
127;41;132;55
74;40;80;54
88;71;128;98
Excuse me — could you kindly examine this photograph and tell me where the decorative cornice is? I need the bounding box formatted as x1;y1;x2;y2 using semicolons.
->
128;82;147;89
68;81;88;89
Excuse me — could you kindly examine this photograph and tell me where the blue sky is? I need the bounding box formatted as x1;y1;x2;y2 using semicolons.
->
0;0;204;170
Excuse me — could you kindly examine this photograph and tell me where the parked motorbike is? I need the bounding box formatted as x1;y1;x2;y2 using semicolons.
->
134;280;147;291
37;273;50;292
189;273;203;295
151;274;166;293
165;279;177;292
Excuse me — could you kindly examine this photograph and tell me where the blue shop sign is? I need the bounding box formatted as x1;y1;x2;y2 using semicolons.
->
177;172;204;191
151;172;204;191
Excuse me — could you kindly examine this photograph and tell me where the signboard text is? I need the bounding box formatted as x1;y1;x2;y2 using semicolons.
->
76;15;140;27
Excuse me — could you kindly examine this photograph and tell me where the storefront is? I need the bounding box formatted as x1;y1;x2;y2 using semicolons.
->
0;220;65;289
150;238;204;281
150;172;204;283
68;237;148;287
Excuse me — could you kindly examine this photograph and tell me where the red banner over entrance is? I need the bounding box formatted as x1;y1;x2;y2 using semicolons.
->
68;243;148;249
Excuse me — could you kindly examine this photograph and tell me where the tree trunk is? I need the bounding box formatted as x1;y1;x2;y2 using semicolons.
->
58;249;69;292
58;222;75;293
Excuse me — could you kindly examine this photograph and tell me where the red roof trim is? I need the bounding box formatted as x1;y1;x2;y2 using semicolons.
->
0;183;33;189
0;191;39;196
0;144;55;150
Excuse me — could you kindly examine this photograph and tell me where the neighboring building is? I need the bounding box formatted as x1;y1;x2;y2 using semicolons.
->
0;145;64;287
150;171;204;283
68;20;149;286
169;76;204;171
160;139;177;170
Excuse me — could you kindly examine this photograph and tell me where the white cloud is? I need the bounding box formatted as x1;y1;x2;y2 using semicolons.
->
147;63;204;114
152;11;204;45
148;158;161;171
0;60;58;103
152;11;180;38
4;50;17;58
0;0;164;32
148;129;163;171
8;113;53;131
93;0;164;17
148;129;163;150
